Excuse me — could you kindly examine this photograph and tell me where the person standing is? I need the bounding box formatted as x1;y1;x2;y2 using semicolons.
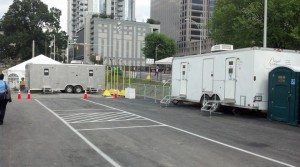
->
20;77;25;92
0;74;12;125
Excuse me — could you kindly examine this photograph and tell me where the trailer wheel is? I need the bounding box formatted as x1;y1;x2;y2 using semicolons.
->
65;85;74;93
172;99;181;105
74;85;83;94
200;94;210;108
211;94;220;101
211;94;221;112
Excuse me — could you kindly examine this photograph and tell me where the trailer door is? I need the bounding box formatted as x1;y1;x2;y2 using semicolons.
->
42;67;51;89
202;59;214;92
224;58;236;100
179;62;188;97
88;68;95;89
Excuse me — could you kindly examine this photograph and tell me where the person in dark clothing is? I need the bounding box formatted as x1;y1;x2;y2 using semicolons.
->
0;73;12;125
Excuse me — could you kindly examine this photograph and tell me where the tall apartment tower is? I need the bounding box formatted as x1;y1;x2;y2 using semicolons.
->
67;0;136;41
178;0;217;56
151;0;217;56
67;0;88;41
150;0;181;44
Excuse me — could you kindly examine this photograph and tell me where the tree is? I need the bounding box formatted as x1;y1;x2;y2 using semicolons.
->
89;53;104;64
210;0;300;50
146;18;160;25
0;0;68;64
142;33;176;61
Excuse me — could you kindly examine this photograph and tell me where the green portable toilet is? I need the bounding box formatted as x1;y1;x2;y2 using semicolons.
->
268;66;300;125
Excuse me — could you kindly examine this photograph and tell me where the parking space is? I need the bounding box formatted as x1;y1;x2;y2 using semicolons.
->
34;97;298;167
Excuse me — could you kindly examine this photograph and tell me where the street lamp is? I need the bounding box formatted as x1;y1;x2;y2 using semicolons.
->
155;43;163;63
69;36;78;62
263;0;267;48
42;26;56;59
185;18;203;55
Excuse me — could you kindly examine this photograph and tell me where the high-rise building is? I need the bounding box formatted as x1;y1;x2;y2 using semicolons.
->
150;0;181;45
89;18;160;66
67;0;136;63
151;0;217;56
68;0;136;41
67;0;88;41
178;0;217;56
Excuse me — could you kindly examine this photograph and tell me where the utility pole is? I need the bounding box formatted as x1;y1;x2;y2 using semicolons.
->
53;35;56;60
66;43;69;63
32;40;35;58
263;0;267;48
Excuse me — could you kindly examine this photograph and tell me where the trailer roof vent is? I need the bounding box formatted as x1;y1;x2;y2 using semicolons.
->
211;44;233;52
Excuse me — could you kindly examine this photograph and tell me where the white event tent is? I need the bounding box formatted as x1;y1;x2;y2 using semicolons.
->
155;57;173;65
155;57;173;74
2;54;61;89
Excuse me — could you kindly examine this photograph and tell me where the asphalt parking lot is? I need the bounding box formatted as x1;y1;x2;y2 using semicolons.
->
0;93;299;167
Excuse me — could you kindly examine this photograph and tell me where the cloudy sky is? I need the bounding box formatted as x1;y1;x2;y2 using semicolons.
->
0;0;150;32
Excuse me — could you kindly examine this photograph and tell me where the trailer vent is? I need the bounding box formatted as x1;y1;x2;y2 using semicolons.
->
211;44;234;52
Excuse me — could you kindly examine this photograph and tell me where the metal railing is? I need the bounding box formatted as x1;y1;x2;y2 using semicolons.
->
110;82;171;103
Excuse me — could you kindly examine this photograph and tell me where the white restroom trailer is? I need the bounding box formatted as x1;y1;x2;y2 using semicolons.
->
25;64;105;93
171;47;300;111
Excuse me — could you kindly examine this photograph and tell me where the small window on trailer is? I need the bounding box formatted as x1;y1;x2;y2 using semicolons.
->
89;70;93;76
44;69;49;76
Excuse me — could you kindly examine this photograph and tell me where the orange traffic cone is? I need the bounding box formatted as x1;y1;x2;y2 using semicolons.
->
83;90;88;99
17;90;21;100
27;90;31;100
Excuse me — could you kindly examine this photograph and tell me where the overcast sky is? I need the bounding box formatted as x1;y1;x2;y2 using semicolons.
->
0;0;150;32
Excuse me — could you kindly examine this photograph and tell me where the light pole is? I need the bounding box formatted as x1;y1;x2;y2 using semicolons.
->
53;35;56;60
69;36;78;62
155;43;163;63
186;18;203;55
263;0;267;48
155;43;163;80
42;27;56;60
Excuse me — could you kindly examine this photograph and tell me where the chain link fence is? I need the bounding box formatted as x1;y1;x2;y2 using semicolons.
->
108;82;171;103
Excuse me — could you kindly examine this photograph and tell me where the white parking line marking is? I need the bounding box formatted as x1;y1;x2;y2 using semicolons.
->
77;125;166;131
35;100;122;167
62;112;114;120
64;112;122;122
53;108;114;112
70;113;130;123
70;118;146;124
84;99;296;167
109;115;139;121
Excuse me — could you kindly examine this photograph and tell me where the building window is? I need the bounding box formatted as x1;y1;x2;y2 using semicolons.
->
192;0;203;4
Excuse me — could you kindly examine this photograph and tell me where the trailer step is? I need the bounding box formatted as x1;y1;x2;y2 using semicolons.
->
160;95;172;106
42;87;53;94
160;95;180;107
201;100;221;116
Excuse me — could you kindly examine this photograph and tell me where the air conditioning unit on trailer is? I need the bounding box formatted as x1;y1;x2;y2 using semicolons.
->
211;44;234;52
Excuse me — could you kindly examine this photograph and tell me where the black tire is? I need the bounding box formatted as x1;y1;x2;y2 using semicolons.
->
65;85;74;93
200;94;210;108
172;100;182;105
74;85;83;94
211;94;220;101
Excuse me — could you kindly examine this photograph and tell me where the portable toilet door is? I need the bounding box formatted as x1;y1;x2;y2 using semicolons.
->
179;62;188;97
268;66;300;125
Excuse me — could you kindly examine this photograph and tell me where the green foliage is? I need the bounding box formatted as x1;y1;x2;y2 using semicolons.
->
146;18;161;25
0;0;68;63
142;33;177;60
89;54;104;64
92;13;114;19
210;0;300;50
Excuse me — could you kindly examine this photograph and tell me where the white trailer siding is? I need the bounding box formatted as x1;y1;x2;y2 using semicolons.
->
171;48;300;111
25;64;105;92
